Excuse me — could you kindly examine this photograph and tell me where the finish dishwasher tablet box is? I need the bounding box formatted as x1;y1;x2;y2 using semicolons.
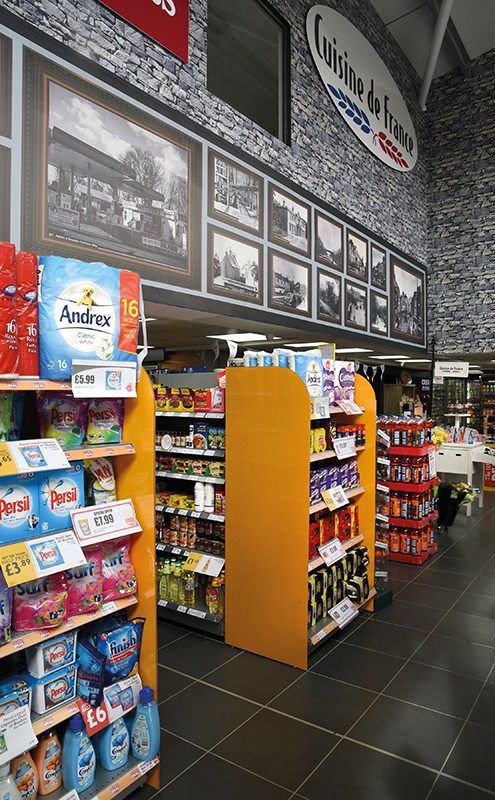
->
38;256;140;381
39;464;84;533
0;472;40;544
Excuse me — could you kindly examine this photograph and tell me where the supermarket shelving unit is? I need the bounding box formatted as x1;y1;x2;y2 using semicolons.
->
225;367;376;670
0;371;159;794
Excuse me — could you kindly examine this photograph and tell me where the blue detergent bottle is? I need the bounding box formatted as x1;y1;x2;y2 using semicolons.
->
62;713;96;792
130;686;160;761
95;718;130;771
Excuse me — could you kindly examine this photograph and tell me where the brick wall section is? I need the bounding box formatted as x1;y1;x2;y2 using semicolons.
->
2;0;429;263
427;50;495;354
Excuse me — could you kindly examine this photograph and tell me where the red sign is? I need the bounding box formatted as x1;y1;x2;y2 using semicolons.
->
484;463;495;490
77;698;109;736
99;0;189;62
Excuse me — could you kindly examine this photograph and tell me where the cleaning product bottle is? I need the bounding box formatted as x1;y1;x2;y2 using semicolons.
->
34;732;62;795
194;481;204;512
131;686;160;761
62;714;96;792
11;752;38;800
0;763;22;800
95;718;130;771
203;483;214;513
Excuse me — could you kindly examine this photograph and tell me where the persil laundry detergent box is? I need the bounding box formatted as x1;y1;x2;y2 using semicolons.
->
39;463;84;533
289;352;324;396
333;361;355;402
38;256;140;380
0;472;39;544
25;630;78;678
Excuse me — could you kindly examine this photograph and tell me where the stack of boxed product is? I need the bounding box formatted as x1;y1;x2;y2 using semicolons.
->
308;544;370;628
154;386;225;414
309;506;359;560
309;458;360;506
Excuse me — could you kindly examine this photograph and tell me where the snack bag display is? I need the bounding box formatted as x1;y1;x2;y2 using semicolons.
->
0;242;19;376
66;545;103;616
38;256;139;380
0;570;13;644
38;392;87;448
84;457;117;506
86;399;124;444
15;251;39;378
39;463;84;533
102;536;137;602
0;472;40;544
0;392;13;442
12;573;69;632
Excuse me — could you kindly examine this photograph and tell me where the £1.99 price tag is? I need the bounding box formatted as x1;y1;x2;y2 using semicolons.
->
318;538;346;567
333;436;356;460
329;598;359;629
77;698;109;736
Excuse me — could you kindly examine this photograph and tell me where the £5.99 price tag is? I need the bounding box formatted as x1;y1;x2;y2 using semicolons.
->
318;538;346;567
72;360;137;398
329;598;359;629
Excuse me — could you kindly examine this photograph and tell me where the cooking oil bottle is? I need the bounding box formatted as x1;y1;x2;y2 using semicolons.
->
182;568;195;606
169;562;181;604
159;559;170;601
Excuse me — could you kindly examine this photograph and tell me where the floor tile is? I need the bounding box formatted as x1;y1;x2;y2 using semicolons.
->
268;671;375;733
468;683;495;729
454;592;495;619
154;752;291;799
158;731;205;787
413;633;495;680
436;610;495;648
469;575;495;598
157;633;240;678
213;708;337;791
444;721;495;791
206;651;300;704
157;621;188;650
386;578;409;596
429;556;481;575
160;682;257;749
158;665;194;703
429;775;493;800
385;661;483;718
413;569;473;590
127;784;156;800
351;695;463;769
373;600;445;632
397;583;459;610
388;564;424;582
300;739;435;800
344;619;426;658
311;642;405;692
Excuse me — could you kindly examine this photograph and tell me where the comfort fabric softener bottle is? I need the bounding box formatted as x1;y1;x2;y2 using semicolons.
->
130;686;160;761
95;718;130;771
62;714;96;792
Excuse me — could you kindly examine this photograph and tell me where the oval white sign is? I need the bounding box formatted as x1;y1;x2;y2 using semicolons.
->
307;6;418;172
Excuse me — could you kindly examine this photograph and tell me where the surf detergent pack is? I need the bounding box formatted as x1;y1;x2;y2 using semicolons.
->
38;257;140;381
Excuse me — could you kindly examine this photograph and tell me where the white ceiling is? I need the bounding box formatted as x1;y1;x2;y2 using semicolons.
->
371;0;495;79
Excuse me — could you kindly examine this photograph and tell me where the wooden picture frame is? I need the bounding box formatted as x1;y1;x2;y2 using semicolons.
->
268;249;311;317
370;290;388;336
268;183;311;257
315;211;343;271
207;225;263;305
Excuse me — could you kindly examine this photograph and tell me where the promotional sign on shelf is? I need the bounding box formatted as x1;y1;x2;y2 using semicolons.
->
321;485;349;511
8;439;70;474
97;0;189;62
333;436;356;460
183;552;225;577
434;361;469;378
329;597;359;628
72;360;137;398
306;5;418;172
336;399;362;416
77;674;142;736
71;499;142;546
0;530;87;587
318;538;346;566
0;705;38;767
484;463;495;491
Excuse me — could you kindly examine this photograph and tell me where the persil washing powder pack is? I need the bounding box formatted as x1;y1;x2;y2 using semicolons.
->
38;256;140;381
39;463;84;533
0;472;39;544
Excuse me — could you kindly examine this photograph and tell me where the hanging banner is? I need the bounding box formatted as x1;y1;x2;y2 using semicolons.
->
434;362;469;378
98;0;189;62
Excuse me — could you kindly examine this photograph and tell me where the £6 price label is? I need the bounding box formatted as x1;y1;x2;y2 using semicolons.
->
77;698;109;735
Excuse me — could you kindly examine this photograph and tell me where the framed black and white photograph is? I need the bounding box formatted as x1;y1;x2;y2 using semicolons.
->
208;150;263;236
371;244;387;290
207;226;263;304
268;250;311;317
0;34;12;138
345;281;367;330
22;50;202;289
317;269;341;324
315;212;343;271
370;290;388;335
391;258;425;343
346;230;368;282
268;184;311;257
0;146;10;242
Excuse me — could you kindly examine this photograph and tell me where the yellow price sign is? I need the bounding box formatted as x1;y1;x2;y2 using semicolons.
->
184;552;202;572
0;442;17;477
321;486;348;512
0;543;37;586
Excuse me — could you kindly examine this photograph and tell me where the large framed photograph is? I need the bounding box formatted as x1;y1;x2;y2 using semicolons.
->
208;150;263;236
391;258;425;343
0;146;10;242
268;184;311;257
207;226;263;304
345;281;367;331
346;230;368;282
315;212;343;271
370;291;388;336
22;49;202;289
268;250;311;317
371;244;387;290
317;269;341;324
0;34;12;138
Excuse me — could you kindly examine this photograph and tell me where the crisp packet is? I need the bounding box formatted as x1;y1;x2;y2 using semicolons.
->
102;536;137;602
13;573;69;632
66;545;103;616
95;617;144;685
86;399;124;445
38;392;88;448
0;571;13;644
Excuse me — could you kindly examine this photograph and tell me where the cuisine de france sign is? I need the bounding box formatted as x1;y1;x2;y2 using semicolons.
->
307;6;418;172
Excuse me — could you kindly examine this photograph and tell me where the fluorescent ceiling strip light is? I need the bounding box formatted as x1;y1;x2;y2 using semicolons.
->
206;333;267;342
335;348;373;354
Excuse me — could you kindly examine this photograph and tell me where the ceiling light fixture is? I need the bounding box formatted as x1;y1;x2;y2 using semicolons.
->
284;341;331;348
335;348;373;354
370;355;411;360
206;333;268;343
398;359;431;363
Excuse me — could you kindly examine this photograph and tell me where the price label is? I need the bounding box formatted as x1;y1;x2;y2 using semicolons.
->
428;450;437;477
177;605;187;613
188;608;206;619
333;436;356;460
336;399;362;415
71;498;142;545
72;360;137;398
77;699;109;736
9;438;70;473
376;483;390;494
329;598;359;628
0;544;37;586
59;791;81;800
101;601;118;615
178;509;188;516
376;513;389;524
0;531;86;587
0;442;17;477
172;547;182;555
184;552;225;577
318;538;346;567
312;629;327;644
191;511;201;518
321;485;348;511
0;705;38;767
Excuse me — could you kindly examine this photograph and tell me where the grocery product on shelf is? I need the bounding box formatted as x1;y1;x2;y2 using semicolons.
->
153;385;225;414
86;399;124;445
66;545;103;615
156;512;225;555
130;686;160;761
0;572;13;644
61;713;96;792
39;463;84;533
33;731;62;795
15;252;39;380
0;675;31;716
84;457;117;506
101;537;137;602
95;718;130;771
13;574;69;632
25;630;78;678
0;763;22;800
0;242;19;378
11;751;38;800
30;661;78;713
308;545;370;630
